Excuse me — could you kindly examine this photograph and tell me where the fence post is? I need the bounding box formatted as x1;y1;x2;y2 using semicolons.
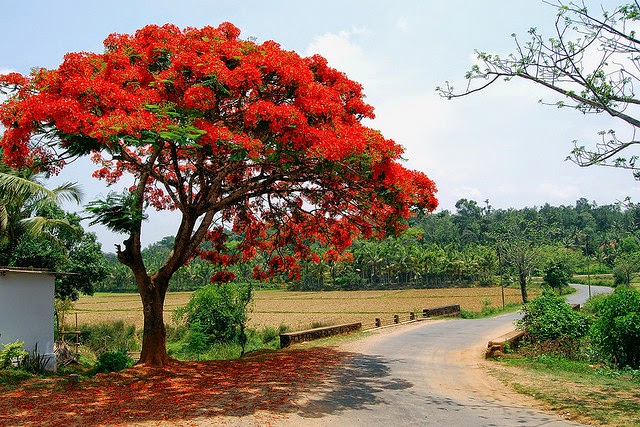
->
410;312;415;321
394;315;399;324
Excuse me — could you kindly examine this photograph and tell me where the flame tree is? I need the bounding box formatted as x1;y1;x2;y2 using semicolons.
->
0;23;437;366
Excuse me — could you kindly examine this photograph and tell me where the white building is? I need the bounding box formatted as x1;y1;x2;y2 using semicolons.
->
0;268;56;371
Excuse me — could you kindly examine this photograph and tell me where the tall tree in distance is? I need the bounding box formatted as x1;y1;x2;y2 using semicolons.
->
493;211;544;303
438;1;640;178
0;23;438;366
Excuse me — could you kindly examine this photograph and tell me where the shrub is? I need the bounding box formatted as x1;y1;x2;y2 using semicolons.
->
259;325;289;345
174;282;252;344
259;326;280;344
20;343;52;374
334;272;364;290
543;261;570;291
166;324;188;342
518;336;588;360
588;287;640;368
0;341;27;369
79;321;140;355
310;321;330;329
185;321;208;355
2;342;54;373
612;252;640;287
93;350;134;374
517;289;589;342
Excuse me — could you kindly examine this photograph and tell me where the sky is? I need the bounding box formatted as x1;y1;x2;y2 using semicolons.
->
0;0;637;250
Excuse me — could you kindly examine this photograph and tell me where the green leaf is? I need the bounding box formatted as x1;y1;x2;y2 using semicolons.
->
230;149;248;162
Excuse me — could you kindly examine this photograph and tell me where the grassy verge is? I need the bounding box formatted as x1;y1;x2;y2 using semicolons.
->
166;328;283;361
489;354;640;426
284;329;374;349
460;301;522;319
571;273;615;287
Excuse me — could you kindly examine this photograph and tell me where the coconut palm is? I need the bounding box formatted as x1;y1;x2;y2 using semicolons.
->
0;166;83;248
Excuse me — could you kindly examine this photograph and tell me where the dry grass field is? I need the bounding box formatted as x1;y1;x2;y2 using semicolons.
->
70;287;526;332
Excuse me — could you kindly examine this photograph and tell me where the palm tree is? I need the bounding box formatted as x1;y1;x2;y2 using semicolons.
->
0;167;83;250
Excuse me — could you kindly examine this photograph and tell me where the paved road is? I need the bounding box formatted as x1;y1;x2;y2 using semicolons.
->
281;285;612;426
565;283;611;305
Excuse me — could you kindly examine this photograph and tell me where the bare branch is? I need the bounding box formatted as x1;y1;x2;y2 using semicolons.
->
438;0;640;179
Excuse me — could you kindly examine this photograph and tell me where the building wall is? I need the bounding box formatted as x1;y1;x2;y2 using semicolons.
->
0;270;56;371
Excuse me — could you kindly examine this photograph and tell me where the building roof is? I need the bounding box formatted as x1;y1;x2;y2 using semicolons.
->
0;267;70;276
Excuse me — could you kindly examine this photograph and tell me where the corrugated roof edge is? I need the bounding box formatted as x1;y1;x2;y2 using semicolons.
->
0;267;78;276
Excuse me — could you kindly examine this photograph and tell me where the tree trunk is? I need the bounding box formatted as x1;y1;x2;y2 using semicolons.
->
138;277;171;366
519;272;528;303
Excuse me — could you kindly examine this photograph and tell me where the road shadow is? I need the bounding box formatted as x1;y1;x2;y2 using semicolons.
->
295;352;413;419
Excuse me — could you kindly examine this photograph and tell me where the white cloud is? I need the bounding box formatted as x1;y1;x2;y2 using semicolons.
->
372;92;452;138
396;17;409;32
452;185;484;202
305;28;378;84
495;184;517;197
535;182;580;200
347;26;368;36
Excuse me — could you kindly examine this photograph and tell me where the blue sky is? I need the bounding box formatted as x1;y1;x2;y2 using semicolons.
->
1;1;636;249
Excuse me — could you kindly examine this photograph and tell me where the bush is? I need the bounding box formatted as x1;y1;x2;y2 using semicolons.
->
613;269;626;286
517;289;589;342
543;261;570;290
334;272;364;290
518;336;588;360
21;343;52;374
93;350;134;374
258;326;280;344
167;322;290;360
310;321;330;329
166;324;188;342
1;342;55;374
258;324;289;345
185;321;208;355
612;252;640;286
588;287;640;368
174;282;252;344
79;321;140;355
0;341;28;369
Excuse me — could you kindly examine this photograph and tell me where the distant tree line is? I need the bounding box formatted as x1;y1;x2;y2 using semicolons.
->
96;197;640;300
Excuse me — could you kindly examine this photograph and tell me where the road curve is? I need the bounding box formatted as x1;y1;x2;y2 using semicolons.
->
279;285;612;426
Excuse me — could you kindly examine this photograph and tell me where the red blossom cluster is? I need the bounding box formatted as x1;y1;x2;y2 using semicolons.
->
210;270;236;283
0;22;438;281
